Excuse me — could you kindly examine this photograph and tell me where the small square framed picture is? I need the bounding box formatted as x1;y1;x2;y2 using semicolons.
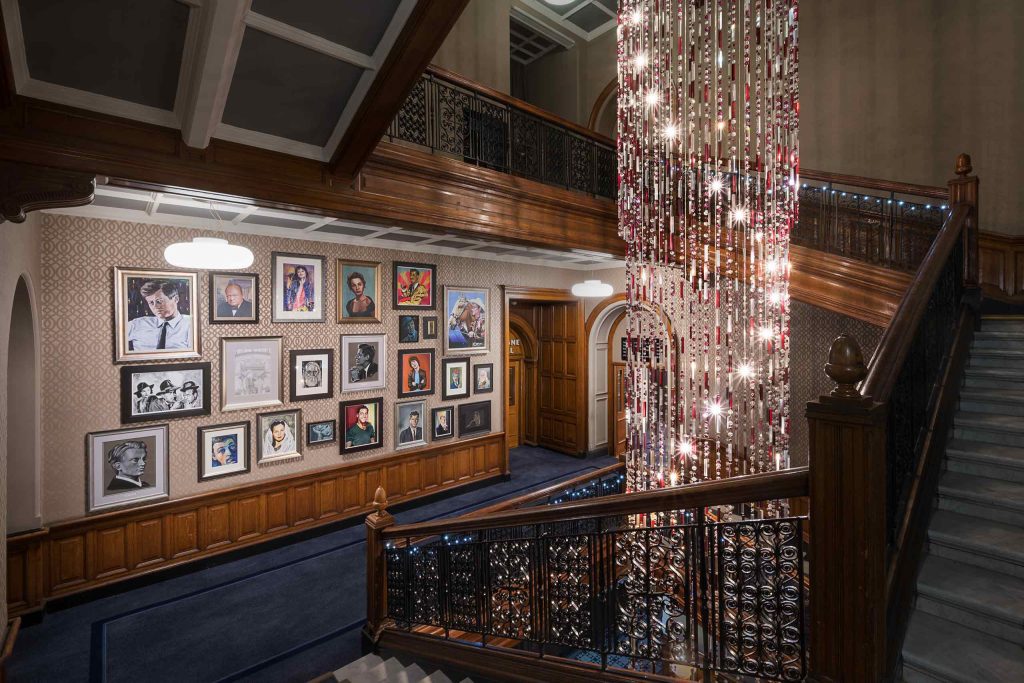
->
197;421;251;482
120;362;211;423
397;348;435;398
341;334;386;393
88;425;169;513
272;252;325;323
458;400;492;438
340;397;383;454
209;272;259;324
422;316;439;340
432;406;454;441
306;420;337;446
256;409;302;464
396;400;427;449
393;262;436;310
338;259;381;323
473;363;494;394
399;315;419;343
442;356;470;401
289;349;334;402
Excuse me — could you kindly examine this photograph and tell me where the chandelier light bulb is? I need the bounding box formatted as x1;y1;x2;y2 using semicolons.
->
759;326;774;341
632;52;648;70
663;123;679;139
164;237;253;270
709;178;724;194
645;90;660;107
730;207;748;224
737;363;754;379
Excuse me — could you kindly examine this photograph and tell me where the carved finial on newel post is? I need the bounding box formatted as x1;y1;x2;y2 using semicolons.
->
372;485;388;516
955;153;973;177
825;334;868;400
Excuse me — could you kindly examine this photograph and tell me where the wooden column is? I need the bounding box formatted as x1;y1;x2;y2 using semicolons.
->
948;153;980;298
0;161;95;224
363;486;394;644
807;335;888;681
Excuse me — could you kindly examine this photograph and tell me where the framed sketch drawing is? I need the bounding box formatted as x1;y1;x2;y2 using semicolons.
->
306;420;337;446
209;272;259;324
338;259;381;323
341;397;383;454
120;362;211;423
289;348;334;401
444;286;489;354
341;334;386;392
272;252;325;322
393;262;436;310
220;336;283;411
395;400;427;449
113;267;200;362
397;348;435;398
458;400;492;437
432;406;454;441
88;424;169;513
441;357;470;401
197;421;251;482
257;409;302;463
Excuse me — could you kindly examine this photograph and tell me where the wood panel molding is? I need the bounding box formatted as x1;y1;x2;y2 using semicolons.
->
978;231;1024;302
6;433;507;617
0;160;95;223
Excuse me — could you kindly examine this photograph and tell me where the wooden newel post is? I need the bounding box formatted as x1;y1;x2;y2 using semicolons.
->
948;153;980;298
363;485;394;644
807;335;889;682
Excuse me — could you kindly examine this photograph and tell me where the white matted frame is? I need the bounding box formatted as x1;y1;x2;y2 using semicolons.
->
341;334;386;393
220;336;283;411
88;424;169;513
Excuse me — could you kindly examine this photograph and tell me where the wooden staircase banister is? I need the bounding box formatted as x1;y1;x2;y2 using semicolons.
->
801;167;949;200
382;466;808;539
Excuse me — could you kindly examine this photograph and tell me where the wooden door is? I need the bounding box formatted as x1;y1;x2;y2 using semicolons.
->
536;301;583;455
611;362;627;457
507;358;523;448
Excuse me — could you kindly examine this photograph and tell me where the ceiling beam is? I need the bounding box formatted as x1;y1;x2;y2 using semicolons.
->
244;11;375;70
179;0;251;149
327;0;470;181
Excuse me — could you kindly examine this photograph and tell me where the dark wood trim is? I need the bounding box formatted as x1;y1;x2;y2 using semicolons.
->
329;1;471;179
587;78;617;132
979;231;1024;302
0;618;19;683
801;168;949;200
0;8;14;109
506;310;540;449
6;432;506;616
0;160;95;223
427;65;615;147
384;467;809;538
583;293;626;339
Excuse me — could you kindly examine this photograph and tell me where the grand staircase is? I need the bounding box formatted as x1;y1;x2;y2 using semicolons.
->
902;316;1024;681
329;653;475;683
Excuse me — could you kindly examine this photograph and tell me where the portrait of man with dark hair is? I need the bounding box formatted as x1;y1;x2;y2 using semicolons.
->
127;280;192;351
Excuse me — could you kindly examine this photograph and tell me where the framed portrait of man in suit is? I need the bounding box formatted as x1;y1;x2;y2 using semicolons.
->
395;400;427;450
88;425;169;513
341;334;386;393
114;267;200;362
209;272;259;324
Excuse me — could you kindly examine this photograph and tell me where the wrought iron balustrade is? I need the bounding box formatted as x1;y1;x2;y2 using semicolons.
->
386;69;617;200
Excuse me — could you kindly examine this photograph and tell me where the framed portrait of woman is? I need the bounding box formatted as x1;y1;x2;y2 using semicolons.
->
443;286;489;354
337;259;381;323
397;348;435;398
257;409;302;464
272;252;325;322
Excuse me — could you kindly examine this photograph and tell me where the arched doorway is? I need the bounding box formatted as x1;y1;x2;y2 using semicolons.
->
507;313;539;448
7;276;41;533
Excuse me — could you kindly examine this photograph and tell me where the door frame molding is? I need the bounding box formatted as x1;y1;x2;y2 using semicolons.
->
607;309;627;460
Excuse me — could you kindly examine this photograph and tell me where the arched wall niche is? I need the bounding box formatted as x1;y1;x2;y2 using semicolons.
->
6;274;42;533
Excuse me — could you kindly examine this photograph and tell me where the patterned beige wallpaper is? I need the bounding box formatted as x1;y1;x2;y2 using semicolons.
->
39;213;590;523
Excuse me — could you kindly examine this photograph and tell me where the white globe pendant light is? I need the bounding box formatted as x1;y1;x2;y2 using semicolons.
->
571;279;614;298
164;237;254;270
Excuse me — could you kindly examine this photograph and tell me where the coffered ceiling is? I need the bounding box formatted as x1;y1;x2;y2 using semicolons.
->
517;0;617;41
0;0;464;172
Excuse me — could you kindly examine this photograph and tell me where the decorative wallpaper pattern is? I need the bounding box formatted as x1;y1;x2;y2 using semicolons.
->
38;214;587;523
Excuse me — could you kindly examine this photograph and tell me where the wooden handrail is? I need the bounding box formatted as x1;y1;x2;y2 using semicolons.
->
862;203;969;401
383;466;808;538
425;64;616;148
801;168;949;200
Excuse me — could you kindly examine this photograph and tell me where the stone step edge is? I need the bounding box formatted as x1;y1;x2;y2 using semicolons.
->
916;568;1024;632
929;533;1024;570
938;483;1024;515
946;445;1024;469
954;416;1024;434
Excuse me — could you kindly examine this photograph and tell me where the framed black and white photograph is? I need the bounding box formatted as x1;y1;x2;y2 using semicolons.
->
397;348;435;398
289;348;334;402
423;316;439;340
341;397;383;454
197;421;251;482
306;420;337;446
113;267;200;362
393;261;436;310
432;406;454;441
220;336;283;411
340;334;386;393
120;362;211;423
88;424;169;513
458;400;492;437
473;363;494;394
272;252;325;322
209;272;259;324
395;400;427;449
443;286;489;354
398;315;419;343
338;259;381;323
257;409;302;464
442;356;470;401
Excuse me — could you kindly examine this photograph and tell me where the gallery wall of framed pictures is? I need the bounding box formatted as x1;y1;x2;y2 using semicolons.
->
37;213;592;521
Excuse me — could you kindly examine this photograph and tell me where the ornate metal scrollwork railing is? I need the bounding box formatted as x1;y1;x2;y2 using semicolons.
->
385;68;617;200
371;469;809;682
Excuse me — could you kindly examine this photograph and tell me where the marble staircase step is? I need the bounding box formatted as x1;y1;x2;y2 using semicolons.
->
902;611;1024;682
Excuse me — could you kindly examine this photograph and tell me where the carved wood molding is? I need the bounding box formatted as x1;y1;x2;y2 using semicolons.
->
978;231;1024;301
0;161;95;223
6;433;507;616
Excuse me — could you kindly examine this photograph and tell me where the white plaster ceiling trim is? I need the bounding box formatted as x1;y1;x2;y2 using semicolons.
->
213;123;326;161
18;79;180;128
516;0;617;42
244;11;376;70
510;6;576;49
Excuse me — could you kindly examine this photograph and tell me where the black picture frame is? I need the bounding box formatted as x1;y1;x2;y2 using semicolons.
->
441;356;471;401
473;362;494;394
393;261;437;310
458;400;492;437
289;348;335;402
397;348;436;398
306;419;337;446
340;396;384;454
398;315;420;343
120;362;211;423
196;421;252;482
422;316;439;340
431;406;454;441
208;272;259;324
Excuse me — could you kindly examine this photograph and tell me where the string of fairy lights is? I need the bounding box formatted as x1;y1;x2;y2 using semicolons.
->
618;0;799;492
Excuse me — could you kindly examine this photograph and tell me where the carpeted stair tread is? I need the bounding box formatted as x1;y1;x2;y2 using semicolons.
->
916;555;1024;631
959;387;1024;406
965;367;1024;381
955;412;1024;434
971;348;1024;359
902;611;1024;681
947;439;1024;469
938;471;1024;512
928;510;1024;569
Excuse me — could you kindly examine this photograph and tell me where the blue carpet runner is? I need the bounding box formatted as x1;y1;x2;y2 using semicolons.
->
11;446;617;683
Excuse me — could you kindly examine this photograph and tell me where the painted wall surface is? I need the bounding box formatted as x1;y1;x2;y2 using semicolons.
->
433;0;513;93
37;213;586;523
801;0;1024;234
523;26;616;128
0;212;43;631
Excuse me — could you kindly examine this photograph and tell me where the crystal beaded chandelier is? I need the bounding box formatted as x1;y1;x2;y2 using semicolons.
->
618;0;799;491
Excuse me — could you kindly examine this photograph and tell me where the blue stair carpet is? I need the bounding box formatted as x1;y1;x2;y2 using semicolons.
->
10;446;617;683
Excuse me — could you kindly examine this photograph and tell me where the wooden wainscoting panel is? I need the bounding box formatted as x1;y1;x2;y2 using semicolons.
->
979;231;1024;301
341;474;362;512
171;511;200;559
50;536;86;591
204;503;232;550
93;527;129;580
132;518;165;569
266;490;289;533
234;495;262;541
316;479;340;520
291;485;316;526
